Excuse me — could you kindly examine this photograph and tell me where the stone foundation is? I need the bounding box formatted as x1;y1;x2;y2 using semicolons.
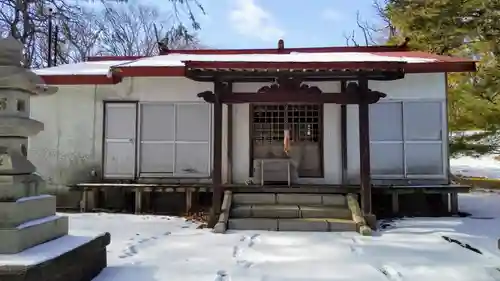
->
0;232;110;281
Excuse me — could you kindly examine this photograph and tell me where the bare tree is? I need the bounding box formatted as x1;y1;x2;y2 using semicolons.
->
373;0;397;39
0;0;205;67
0;0;89;67
343;11;380;46
60;9;105;63
98;2;202;56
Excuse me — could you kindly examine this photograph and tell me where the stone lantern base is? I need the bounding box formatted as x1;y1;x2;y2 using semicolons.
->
0;157;110;281
0;233;110;281
0;36;110;281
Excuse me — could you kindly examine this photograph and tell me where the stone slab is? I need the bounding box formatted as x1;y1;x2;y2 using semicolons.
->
276;194;322;205
0;215;68;254
299;206;352;219
0;116;44;137
0;195;56;228
231;205;300;218
232;193;276;205
251;205;300;218
228;218;278;231
278;219;357;232
0;232;110;281
326;219;357;232
278;219;330;232
321;194;347;206
230;205;253;218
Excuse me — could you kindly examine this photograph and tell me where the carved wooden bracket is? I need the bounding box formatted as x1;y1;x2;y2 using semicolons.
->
197;79;387;104
197;90;215;103
346;82;387;102
257;77;322;95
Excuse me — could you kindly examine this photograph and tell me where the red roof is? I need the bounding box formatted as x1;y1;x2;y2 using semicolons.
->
37;43;476;85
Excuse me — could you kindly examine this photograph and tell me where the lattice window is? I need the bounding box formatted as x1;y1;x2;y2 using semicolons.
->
251;104;321;145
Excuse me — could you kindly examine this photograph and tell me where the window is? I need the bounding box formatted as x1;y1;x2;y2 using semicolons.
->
138;103;211;177
0;98;7;111
17;99;26;112
251;104;323;177
369;101;445;177
403;102;444;175
21;144;27;156
369;102;404;175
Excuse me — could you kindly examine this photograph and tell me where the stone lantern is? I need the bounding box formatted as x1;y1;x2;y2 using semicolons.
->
0;37;110;281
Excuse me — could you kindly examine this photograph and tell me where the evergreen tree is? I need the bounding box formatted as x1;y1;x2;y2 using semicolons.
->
383;0;500;156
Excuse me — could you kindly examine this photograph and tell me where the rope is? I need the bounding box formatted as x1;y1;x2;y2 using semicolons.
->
283;104;290;155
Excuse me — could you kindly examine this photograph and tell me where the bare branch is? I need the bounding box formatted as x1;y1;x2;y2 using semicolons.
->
1;0;205;67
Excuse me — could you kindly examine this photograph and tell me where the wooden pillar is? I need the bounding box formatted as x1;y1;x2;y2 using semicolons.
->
391;191;399;215
134;188;142;214
358;78;372;215
209;79;224;227
227;83;234;184
340;81;348;185
450;192;458;214
185;188;193;214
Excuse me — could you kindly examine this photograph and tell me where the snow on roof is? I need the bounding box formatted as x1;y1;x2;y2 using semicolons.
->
34;60;130;76
117;52;437;68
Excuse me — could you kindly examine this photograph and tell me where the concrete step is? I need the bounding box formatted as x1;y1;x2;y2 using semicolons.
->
228;218;357;232
0;195;56;228
232;193;347;206
231;204;352;219
0;215;69;254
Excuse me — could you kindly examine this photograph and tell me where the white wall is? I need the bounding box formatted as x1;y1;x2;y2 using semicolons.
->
29;77;219;195
346;73;448;183
29;73;447;197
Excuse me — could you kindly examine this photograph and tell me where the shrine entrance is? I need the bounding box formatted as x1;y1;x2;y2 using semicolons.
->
250;104;323;178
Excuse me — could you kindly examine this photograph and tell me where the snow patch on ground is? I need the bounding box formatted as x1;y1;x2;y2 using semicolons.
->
51;191;500;281
2;153;499;279
451;154;500;178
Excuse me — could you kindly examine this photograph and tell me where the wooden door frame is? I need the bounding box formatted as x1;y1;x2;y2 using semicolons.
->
247;103;325;178
101;100;139;180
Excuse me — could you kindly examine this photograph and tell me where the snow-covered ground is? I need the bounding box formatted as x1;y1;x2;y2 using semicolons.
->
1;153;499;281
451;154;500;179
58;190;500;281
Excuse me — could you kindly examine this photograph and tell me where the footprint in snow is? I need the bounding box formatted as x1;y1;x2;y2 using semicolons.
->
248;234;260;247
138;238;150;244
232;246;241;258
118;245;138;259
378;265;403;281
236;260;254;268
215;270;231;281
349;245;363;255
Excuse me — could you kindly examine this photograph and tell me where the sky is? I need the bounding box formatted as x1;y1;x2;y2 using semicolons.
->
165;0;382;49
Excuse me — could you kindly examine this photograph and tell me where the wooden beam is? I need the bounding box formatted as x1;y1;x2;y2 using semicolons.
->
197;80;386;104
358;78;373;215
187;74;404;83
209;79;225;228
